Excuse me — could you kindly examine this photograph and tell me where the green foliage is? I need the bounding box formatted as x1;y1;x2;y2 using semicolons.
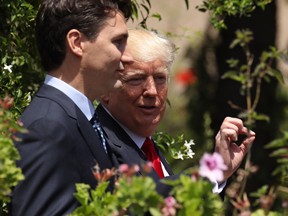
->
153;131;195;160
265;131;288;181
220;26;288;216
0;97;24;204
71;163;225;216
172;175;223;216
196;0;272;29
251;209;282;216
222;29;285;127
131;0;190;28
71;167;164;216
131;0;161;28
72;182;117;216
0;0;43;117
115;176;163;215
0;137;24;202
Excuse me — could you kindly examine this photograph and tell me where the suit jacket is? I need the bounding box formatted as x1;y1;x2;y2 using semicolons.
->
10;85;113;216
96;104;177;196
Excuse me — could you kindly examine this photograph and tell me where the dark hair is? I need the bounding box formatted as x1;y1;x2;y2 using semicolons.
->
35;0;132;72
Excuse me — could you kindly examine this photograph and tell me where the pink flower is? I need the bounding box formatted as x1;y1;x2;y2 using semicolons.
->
165;196;177;207
118;164;129;173
198;152;227;183
118;164;140;178
161;196;178;216
141;161;153;174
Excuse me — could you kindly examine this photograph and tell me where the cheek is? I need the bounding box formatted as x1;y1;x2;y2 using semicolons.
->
159;88;168;102
99;46;122;67
112;89;138;107
123;87;142;101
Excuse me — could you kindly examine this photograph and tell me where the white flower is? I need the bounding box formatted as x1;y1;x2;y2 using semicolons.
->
184;139;195;149
4;64;13;73
186;149;195;159
176;151;184;160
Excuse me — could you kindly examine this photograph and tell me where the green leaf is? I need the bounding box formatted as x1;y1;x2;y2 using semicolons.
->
74;184;91;206
140;3;150;16
250;185;269;198
151;13;162;21
267;68;284;84
269;148;288;158
221;71;246;83
226;58;239;68
252;113;270;122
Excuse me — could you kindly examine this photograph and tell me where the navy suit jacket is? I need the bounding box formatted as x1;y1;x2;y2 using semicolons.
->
10;85;113;216
96;104;177;196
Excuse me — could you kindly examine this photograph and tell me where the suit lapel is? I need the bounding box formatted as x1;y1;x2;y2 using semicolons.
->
76;109;113;169
97;105;168;180
97;105;145;166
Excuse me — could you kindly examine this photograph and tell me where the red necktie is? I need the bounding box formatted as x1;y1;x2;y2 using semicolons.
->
141;137;164;178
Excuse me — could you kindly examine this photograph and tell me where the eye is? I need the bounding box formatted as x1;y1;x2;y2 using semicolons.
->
154;74;168;85
125;76;146;86
113;39;121;47
112;37;127;52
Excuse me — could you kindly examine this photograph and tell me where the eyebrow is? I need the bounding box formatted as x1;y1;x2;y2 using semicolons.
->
123;70;146;76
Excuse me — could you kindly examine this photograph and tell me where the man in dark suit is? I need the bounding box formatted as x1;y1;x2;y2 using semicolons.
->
97;29;256;192
10;0;133;215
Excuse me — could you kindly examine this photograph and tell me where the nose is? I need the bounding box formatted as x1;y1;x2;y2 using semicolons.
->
117;49;134;72
121;49;134;64
143;77;157;96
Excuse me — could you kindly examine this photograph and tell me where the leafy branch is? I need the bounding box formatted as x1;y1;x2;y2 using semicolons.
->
222;29;287;215
222;29;285;127
71;154;225;216
196;0;272;29
0;96;25;205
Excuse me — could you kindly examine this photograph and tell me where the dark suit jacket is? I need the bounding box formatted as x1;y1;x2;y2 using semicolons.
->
10;85;113;216
97;104;177;196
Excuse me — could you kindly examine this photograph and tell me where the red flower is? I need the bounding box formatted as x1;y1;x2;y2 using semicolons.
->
175;68;197;86
0;95;14;110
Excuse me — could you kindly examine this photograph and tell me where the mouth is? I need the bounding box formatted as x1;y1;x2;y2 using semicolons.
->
138;105;158;113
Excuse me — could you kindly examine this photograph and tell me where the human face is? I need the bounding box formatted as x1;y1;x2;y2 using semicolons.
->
103;59;168;137
81;11;132;100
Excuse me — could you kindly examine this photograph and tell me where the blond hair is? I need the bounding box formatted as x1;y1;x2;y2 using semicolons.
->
127;29;176;70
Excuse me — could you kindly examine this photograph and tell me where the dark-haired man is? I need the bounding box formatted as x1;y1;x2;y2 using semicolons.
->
10;0;133;215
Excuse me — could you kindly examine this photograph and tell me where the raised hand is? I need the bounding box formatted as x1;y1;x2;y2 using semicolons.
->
215;117;256;181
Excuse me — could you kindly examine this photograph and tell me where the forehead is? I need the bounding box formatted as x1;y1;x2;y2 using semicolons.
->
124;60;168;74
99;12;128;37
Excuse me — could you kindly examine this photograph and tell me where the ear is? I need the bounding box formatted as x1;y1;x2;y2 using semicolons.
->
66;29;84;57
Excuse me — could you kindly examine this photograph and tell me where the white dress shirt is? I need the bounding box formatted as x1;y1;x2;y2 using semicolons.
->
44;74;95;120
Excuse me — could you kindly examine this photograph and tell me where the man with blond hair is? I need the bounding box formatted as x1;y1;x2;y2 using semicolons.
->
97;29;256;193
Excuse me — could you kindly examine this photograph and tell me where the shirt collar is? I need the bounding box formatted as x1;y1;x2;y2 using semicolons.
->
44;74;95;120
